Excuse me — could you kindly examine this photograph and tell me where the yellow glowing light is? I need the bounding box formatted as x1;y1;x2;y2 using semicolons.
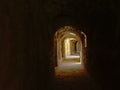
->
65;38;70;57
65;38;81;60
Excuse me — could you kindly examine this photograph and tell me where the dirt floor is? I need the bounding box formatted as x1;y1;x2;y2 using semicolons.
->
53;61;102;90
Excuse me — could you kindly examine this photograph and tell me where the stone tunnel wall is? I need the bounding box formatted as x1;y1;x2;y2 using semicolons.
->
0;0;120;90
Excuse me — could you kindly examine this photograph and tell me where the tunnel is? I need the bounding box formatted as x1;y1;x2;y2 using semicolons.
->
0;0;119;90
53;26;87;77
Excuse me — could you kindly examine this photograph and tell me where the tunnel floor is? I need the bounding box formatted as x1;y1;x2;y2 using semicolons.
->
53;60;102;90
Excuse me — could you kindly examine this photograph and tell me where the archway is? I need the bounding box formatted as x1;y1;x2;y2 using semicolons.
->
53;26;87;77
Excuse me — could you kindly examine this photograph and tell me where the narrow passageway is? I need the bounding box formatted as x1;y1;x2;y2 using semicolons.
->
53;26;101;90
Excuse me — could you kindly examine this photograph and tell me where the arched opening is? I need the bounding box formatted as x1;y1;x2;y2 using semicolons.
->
53;26;87;77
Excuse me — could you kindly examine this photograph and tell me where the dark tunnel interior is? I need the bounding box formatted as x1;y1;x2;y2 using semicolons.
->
0;0;120;90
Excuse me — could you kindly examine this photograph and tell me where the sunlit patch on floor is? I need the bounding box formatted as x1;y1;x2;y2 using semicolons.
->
55;60;86;78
